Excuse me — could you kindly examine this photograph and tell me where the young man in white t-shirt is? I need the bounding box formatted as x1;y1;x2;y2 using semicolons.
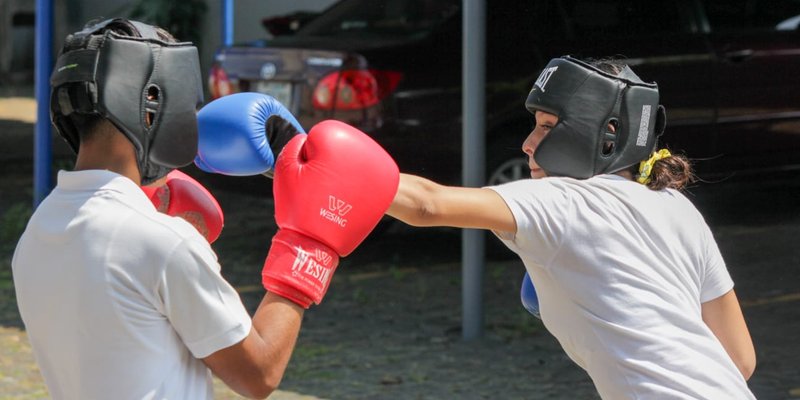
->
11;19;302;399
387;56;756;399
13;18;399;399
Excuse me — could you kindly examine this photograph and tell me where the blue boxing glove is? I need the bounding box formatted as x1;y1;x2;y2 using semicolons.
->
520;272;541;319
195;92;305;177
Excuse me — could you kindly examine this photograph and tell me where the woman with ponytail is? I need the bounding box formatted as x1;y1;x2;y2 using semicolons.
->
386;56;756;399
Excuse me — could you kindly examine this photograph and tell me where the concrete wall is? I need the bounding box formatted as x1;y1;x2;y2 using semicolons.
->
0;0;69;83
1;0;336;86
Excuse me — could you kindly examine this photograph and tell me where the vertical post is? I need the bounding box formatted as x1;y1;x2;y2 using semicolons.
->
461;0;486;340
222;0;234;46
34;0;54;207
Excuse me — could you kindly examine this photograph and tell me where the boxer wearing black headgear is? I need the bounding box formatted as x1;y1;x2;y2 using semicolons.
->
525;56;667;179
49;18;203;184
15;18;317;400
384;55;753;399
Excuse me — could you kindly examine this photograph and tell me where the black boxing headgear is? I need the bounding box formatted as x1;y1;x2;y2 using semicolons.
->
525;56;666;179
49;18;203;184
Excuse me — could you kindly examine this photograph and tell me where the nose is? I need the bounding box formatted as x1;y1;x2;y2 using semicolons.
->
522;130;536;157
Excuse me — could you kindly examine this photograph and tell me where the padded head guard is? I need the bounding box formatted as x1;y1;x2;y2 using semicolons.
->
525;56;666;179
49;18;204;184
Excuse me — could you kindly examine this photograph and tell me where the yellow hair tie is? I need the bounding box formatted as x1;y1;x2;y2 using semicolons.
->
637;149;672;184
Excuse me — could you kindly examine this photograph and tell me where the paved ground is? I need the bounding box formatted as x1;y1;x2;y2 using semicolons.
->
1;92;799;399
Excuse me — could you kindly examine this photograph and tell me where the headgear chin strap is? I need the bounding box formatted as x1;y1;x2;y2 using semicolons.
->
525;56;666;179
49;18;204;184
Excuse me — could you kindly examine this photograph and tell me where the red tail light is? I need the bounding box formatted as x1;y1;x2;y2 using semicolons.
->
208;64;233;100
313;69;402;110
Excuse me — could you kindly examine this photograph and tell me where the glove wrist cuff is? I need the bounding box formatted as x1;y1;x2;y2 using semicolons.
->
261;229;340;307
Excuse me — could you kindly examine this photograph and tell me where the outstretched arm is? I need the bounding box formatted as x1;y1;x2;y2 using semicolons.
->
387;173;517;234
701;289;756;380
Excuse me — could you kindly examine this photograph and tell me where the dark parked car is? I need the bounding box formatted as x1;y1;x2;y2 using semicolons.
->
208;0;800;186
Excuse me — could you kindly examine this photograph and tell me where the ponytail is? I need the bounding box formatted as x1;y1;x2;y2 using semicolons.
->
636;149;695;191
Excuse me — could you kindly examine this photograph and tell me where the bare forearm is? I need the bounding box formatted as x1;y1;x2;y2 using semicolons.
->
387;173;440;226
387;173;517;233
205;293;304;399
702;290;756;380
250;293;305;387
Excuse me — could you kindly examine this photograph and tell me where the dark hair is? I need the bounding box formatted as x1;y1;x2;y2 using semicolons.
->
640;152;695;191
588;57;696;191
589;57;627;75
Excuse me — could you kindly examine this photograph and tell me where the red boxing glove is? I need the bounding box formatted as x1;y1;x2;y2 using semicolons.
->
262;120;400;308
142;170;224;243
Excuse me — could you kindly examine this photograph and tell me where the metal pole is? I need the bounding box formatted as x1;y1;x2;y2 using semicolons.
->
222;0;234;46
461;0;486;340
34;0;54;207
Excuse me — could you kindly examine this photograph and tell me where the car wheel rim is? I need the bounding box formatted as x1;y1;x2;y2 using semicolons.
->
487;158;528;186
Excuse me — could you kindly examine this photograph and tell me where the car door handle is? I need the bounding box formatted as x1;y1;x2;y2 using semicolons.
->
723;49;754;63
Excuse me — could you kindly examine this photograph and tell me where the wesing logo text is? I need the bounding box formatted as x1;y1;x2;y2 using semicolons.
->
291;247;333;287
320;195;352;228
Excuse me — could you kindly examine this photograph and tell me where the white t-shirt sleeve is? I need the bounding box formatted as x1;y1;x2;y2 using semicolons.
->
699;223;734;303
488;179;571;265
158;238;252;359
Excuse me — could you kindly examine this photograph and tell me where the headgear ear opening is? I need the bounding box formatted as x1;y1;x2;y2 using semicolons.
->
49;18;203;184
601;118;620;157
525;56;665;179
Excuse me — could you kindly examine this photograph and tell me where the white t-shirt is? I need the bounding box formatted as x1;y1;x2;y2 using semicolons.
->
489;174;755;399
12;170;252;400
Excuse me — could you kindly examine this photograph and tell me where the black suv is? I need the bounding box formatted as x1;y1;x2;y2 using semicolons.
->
208;0;800;185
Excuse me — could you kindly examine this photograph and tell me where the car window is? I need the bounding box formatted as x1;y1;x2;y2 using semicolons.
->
702;0;800;32
296;0;460;39
553;0;686;37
